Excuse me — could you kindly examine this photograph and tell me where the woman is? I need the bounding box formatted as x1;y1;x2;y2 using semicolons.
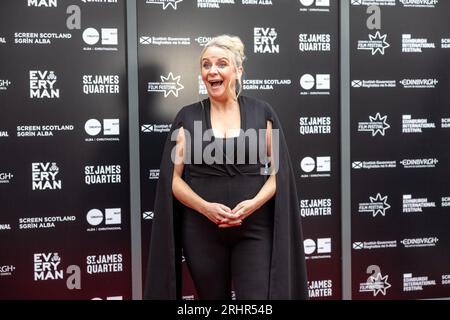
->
144;35;308;300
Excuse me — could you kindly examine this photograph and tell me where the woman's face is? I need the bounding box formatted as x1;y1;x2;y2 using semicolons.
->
201;46;242;102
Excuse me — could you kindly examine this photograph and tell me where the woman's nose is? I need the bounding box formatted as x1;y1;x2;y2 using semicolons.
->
208;64;218;74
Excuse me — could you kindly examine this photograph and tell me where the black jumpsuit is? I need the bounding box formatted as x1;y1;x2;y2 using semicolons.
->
181;100;274;300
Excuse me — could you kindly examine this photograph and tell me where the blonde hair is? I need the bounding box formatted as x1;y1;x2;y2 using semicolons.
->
200;35;246;99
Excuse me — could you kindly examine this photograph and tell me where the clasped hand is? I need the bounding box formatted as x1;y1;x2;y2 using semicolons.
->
203;200;258;228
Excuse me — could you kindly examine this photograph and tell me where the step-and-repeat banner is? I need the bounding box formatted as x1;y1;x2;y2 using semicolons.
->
350;1;450;299
138;0;341;300
0;0;131;299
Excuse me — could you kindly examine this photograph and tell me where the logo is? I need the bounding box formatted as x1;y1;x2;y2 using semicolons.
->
0;172;13;184
300;198;332;217
351;79;396;88
81;0;118;3
149;169;160;180
299;0;330;12
29;70;59;99
359;265;392;296
243;79;291;91
399;158;438;168
402;115;435;133
401;237;438;248
403;273;436;292
85;119;120;142
32;162;61;190
0;79;11;90
351;0;395;5
442;38;450;49
299;33;331;52
352;240;397;250
82;74;119;94
358;193;391;217
352;160;396;169
141;124;171;133
84;165;121;185
146;0;183;10
0;265;15;276
34;252;63;281
299;116;331;135
28;0;57;7
303;238;331;259
442;197;450;207
14;32;71;45
358;113;390;136
139;36;190;46
197;0;236;9
17;125;74;138
399;78;438;89
143;211;154;220
82;27;118;51
147;72;184;97
442;274;450;285
402;34;435;53
300;156;331;178
357;31;390;55
86;208;121;231
403;194;436;213
300;74;330;95
19;216;76;230
86;253;123;274
0;224;11;231
308;279;333;298
194;36;213;46
399;0;439;8
254;27;279;54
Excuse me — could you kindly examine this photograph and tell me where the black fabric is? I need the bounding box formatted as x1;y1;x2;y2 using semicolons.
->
144;95;308;300
182;174;273;300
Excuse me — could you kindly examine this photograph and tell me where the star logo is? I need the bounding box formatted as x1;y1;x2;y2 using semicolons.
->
357;31;390;55
147;0;183;10
369;193;391;217
367;272;392;296
160;73;184;97
147;72;185;98
368;113;390;136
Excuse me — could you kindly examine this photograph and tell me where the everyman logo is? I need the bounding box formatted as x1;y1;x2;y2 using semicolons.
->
28;0;57;7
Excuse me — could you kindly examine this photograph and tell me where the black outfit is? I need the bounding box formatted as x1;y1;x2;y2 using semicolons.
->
144;95;308;300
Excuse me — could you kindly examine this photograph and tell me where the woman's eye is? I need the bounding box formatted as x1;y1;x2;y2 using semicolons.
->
218;63;227;68
203;63;211;69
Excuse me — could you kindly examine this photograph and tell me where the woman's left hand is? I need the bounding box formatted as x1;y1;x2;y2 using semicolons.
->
218;199;259;228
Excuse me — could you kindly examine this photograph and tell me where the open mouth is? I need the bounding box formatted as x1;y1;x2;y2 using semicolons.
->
208;80;223;88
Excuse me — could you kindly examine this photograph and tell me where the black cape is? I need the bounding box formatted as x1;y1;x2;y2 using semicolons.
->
144;95;308;300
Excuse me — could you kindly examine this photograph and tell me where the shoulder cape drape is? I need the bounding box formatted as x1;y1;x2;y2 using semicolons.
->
144;95;308;300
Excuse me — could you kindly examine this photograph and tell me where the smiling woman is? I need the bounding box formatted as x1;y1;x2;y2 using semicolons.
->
144;35;308;300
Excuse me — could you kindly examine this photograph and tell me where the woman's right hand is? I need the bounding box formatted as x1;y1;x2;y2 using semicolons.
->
201;202;239;225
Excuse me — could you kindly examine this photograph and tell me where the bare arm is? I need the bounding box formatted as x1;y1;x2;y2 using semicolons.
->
172;127;235;224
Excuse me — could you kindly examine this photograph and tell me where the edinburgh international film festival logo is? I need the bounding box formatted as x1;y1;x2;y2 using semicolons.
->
358;113;390;136
32;162;62;191
146;0;183;10
357;31;390;55
359;265;392;297
147;72;184;98
29;70;60;99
